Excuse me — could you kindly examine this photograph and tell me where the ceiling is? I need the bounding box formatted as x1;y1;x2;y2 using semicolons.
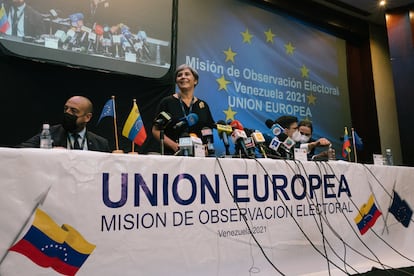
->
313;0;414;24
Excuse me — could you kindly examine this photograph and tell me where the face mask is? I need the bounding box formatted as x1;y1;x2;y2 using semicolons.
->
62;112;78;132
299;135;310;144
292;130;302;143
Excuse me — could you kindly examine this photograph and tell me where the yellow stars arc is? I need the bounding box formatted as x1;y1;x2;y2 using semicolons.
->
223;106;237;122
241;29;253;44
285;42;295;55
223;47;237;63
307;93;317;105
264;29;275;43
301;65;310;78
216;75;231;91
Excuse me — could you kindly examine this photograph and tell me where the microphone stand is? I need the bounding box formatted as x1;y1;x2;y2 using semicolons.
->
160;129;165;155
225;143;230;156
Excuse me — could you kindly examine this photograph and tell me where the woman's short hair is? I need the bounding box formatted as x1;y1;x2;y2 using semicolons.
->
174;64;199;85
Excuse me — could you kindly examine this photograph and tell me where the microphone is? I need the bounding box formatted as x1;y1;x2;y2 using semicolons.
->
176;133;203;157
216;120;232;144
265;119;274;129
65;29;76;43
120;24;137;53
251;131;267;158
229;119;253;157
69;13;84;27
178;133;193;157
201;127;215;156
268;132;295;159
243;136;256;157
94;24;104;52
265;119;284;136
102;25;113;55
215;120;232;155
231;128;249;157
230;120;244;130
173;113;199;130
153;111;172;129
54;30;67;43
50;9;58;18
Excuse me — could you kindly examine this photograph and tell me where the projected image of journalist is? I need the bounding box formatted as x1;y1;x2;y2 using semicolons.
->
152;64;215;155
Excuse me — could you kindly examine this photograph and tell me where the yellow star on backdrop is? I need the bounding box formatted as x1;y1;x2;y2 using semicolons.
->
264;29;275;43
285;42;295;55
224;106;237;122
223;47;237;63
216;75;231;91
307;93;317;105
241;29;253;44
301;65;310;78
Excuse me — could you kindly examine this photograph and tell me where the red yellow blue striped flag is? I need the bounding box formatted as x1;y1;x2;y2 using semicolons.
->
122;99;147;146
0;5;10;33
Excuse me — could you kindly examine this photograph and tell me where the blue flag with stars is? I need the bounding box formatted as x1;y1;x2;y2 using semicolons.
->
98;98;115;124
389;190;413;228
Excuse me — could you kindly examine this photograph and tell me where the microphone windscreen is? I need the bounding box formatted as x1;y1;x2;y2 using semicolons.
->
69;13;84;23
201;127;213;136
252;132;265;143
265;119;275;129
95;24;104;35
186;113;199;126
230;120;244;130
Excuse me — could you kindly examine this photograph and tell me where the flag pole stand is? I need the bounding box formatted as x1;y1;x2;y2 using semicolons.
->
351;128;358;163
111;95;124;154
128;141;138;154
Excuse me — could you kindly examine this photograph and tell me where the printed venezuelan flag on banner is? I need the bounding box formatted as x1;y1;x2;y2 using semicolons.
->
9;208;95;276
0;5;10;33
122;100;147;146
354;194;382;235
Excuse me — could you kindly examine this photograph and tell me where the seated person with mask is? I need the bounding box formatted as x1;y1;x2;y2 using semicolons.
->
19;95;110;152
297;119;331;160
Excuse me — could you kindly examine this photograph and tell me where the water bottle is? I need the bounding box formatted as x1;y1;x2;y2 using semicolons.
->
385;148;393;166
40;123;52;149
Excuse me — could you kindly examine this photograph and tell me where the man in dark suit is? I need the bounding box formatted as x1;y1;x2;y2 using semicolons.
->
5;0;46;38
19;96;111;152
5;0;46;37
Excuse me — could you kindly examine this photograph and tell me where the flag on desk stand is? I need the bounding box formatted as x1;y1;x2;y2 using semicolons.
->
98;96;122;152
342;127;351;161
354;194;382;235
388;190;413;228
0;4;10;33
351;128;363;163
122;99;147;153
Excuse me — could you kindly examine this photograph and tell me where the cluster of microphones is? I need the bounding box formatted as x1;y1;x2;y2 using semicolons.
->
42;10;151;61
153;111;297;159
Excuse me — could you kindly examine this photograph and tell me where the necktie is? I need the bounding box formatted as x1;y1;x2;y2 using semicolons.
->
73;134;81;150
12;7;18;36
